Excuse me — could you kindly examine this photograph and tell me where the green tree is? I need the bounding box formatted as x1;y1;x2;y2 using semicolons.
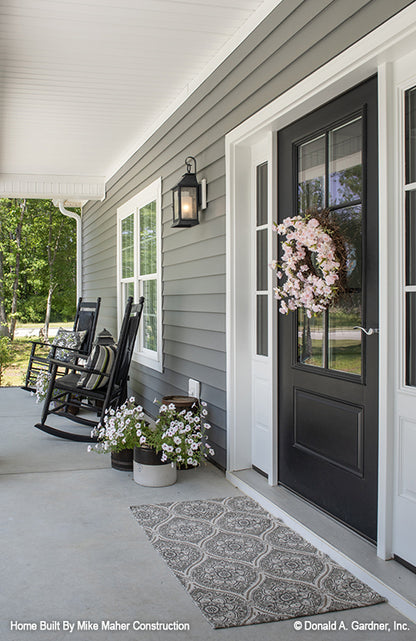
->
27;200;77;338
0;198;77;339
0;199;28;337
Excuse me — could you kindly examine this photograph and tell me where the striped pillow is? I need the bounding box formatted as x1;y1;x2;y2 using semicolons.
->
77;344;117;390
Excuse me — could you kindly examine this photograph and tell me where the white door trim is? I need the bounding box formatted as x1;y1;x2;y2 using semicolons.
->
226;3;416;561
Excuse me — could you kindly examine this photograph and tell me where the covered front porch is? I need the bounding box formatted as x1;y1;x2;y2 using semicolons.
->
1;387;415;640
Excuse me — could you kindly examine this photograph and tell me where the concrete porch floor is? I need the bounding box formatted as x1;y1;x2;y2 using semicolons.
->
1;388;415;641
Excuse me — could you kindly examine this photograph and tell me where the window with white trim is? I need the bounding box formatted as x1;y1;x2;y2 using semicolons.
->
117;177;162;371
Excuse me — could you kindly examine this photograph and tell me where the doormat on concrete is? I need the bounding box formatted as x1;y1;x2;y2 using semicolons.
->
130;496;384;629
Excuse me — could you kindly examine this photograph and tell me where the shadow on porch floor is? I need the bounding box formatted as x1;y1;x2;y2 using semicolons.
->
1;388;414;641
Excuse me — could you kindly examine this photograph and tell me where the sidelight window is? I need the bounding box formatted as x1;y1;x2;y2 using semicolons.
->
255;162;269;356
405;87;416;386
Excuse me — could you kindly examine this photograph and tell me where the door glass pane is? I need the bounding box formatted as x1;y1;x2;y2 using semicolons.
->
121;214;134;279
297;135;325;213
328;205;362;375
405;86;416;185
406;190;416;286
256;229;268;291
143;279;157;352
256;295;268;356
296;120;363;376
256;163;268;226
297;308;324;367
139;200;157;275
331;205;362;289
329;295;362;375
329;117;362;206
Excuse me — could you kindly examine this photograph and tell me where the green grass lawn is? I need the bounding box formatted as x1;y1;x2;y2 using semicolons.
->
2;337;33;387
301;340;361;375
1;323;72;387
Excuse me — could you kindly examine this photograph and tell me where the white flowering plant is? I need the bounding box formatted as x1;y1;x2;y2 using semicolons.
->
89;397;214;467
152;399;215;467
270;208;346;318
90;398;147;453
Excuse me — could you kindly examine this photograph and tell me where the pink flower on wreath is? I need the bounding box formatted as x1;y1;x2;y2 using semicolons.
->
270;212;340;317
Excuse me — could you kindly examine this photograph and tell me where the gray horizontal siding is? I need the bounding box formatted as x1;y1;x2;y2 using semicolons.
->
82;0;414;469
164;325;226;352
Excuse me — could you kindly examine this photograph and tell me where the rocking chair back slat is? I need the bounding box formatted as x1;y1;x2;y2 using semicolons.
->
75;299;102;356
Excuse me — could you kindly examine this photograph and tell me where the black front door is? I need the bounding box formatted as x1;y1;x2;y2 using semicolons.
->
278;76;379;541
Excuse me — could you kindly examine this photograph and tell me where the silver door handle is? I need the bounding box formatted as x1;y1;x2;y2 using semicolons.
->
353;326;379;336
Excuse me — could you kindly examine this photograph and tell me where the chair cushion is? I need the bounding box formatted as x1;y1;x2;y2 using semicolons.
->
49;328;88;362
77;344;117;390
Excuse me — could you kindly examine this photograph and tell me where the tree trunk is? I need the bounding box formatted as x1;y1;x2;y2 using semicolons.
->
42;284;55;340
0;218;9;337
9;199;27;340
0;305;8;338
41;212;64;339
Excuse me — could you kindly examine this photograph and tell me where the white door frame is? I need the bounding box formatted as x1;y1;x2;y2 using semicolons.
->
225;3;416;561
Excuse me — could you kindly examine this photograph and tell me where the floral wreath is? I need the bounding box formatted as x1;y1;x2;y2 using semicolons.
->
270;208;346;318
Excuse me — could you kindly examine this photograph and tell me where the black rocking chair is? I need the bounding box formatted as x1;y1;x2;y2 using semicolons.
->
34;296;144;442
22;297;101;392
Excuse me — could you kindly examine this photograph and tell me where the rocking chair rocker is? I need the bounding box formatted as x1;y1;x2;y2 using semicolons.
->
34;296;144;442
22;297;101;392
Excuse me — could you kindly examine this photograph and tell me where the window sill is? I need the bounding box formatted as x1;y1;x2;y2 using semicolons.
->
132;352;163;373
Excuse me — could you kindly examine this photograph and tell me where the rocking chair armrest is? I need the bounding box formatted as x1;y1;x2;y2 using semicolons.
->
32;343;87;355
48;357;111;378
30;339;54;349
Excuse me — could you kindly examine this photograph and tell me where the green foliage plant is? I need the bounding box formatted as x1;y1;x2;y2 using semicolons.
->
0;337;13;385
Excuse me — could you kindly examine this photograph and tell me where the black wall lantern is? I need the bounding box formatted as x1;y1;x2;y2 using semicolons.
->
172;156;207;228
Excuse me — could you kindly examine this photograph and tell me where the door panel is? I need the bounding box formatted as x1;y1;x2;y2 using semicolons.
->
278;76;379;541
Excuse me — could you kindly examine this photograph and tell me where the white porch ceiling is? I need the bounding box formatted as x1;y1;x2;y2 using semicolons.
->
0;0;279;202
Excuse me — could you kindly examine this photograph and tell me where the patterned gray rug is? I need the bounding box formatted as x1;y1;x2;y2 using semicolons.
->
130;496;384;629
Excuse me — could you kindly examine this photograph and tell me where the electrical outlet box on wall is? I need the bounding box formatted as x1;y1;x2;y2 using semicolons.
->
188;378;200;399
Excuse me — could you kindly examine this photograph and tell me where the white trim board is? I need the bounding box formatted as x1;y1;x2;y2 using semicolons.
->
225;1;416;565
0;173;105;203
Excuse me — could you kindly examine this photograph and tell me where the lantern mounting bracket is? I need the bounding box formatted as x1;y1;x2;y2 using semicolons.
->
185;156;197;174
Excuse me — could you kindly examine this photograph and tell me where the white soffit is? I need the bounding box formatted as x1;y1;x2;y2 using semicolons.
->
0;0;281;201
